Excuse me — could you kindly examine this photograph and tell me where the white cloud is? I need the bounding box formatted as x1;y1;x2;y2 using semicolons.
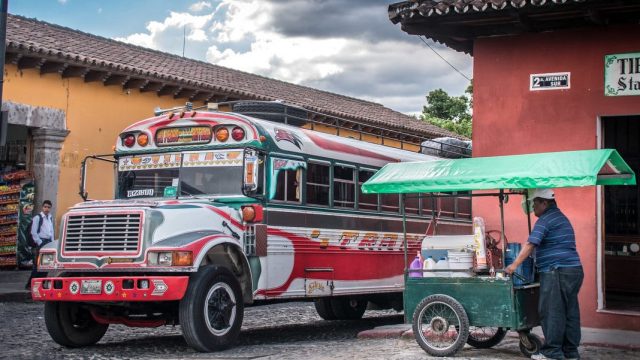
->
58;0;68;4
97;8;102;14
116;11;214;55
189;1;212;12
114;0;472;114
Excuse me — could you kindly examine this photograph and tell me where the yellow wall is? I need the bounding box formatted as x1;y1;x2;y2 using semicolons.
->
3;65;190;222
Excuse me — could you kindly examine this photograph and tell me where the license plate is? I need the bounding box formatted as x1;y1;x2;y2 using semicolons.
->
81;280;102;295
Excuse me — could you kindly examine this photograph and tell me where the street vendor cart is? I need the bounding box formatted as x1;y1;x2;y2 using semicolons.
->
361;149;636;357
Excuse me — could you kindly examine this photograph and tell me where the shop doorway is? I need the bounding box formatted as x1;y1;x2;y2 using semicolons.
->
602;115;640;312
0;124;32;269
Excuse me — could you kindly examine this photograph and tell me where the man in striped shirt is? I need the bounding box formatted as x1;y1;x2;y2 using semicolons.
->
506;188;584;360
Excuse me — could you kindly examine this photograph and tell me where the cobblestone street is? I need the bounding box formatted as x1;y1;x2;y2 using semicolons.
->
0;301;637;360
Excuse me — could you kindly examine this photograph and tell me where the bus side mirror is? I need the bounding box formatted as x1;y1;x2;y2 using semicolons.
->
243;149;264;198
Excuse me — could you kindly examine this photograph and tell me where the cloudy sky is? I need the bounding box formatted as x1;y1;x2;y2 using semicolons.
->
10;0;472;115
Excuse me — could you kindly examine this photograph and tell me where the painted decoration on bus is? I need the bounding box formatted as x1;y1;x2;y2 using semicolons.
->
274;128;302;149
155;126;212;146
182;150;243;167
118;153;182;171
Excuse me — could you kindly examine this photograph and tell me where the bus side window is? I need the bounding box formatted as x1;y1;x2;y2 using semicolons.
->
273;169;300;202
334;165;355;208
358;169;378;211
381;193;399;213
306;162;330;206
404;194;420;215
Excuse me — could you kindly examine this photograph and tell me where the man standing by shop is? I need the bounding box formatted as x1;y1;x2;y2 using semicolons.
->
24;200;54;289
505;189;584;360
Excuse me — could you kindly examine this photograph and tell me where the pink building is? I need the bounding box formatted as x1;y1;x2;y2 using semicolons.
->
389;0;640;331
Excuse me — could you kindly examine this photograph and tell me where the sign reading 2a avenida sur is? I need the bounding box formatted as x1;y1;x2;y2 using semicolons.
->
605;52;640;96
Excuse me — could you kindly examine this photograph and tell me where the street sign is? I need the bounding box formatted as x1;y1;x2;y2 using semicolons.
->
530;72;570;91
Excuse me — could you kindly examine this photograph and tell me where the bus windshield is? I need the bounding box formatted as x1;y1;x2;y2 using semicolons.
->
117;150;244;199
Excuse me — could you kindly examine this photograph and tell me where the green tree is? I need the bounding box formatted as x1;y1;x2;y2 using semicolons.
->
420;83;472;138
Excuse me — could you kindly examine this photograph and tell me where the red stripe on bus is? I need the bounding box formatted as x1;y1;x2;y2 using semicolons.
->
302;130;400;162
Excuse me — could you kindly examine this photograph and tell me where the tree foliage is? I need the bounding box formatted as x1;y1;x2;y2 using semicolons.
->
420;83;473;138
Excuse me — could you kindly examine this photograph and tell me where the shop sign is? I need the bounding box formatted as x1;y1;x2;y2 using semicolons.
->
605;52;640;96
530;72;570;91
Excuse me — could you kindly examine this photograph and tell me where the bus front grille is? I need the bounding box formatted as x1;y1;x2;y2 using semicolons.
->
63;213;142;254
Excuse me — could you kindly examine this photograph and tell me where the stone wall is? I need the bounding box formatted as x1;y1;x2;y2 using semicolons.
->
2;101;68;219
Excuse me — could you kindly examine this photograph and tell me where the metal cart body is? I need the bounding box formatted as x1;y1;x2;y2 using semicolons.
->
404;277;539;331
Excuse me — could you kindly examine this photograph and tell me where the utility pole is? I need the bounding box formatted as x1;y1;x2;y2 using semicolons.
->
0;0;8;147
0;0;8;107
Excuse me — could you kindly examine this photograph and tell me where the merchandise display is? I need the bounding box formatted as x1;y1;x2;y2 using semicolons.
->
0;170;32;268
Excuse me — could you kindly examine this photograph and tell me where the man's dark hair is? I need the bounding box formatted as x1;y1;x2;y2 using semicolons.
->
43;200;52;207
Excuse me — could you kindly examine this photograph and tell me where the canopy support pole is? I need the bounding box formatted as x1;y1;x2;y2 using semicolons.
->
499;189;506;271
526;189;532;234
402;194;408;278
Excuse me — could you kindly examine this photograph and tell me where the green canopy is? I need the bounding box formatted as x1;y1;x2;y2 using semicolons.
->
362;149;636;194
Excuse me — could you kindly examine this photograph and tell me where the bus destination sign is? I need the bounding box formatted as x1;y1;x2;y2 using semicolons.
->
156;126;212;146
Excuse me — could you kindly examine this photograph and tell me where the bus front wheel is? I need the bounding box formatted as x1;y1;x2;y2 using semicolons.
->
44;301;109;347
179;265;244;352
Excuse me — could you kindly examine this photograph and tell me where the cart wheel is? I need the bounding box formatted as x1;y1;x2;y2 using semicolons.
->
412;294;469;357
467;327;507;348
518;332;542;358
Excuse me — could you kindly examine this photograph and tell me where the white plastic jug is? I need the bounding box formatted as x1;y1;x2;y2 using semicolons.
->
434;256;450;277
409;256;422;278
423;256;437;277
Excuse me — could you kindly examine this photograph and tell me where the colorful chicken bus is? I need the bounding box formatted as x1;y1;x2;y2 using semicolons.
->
32;102;471;351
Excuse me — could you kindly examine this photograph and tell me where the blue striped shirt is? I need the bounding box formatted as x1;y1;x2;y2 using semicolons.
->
527;204;581;272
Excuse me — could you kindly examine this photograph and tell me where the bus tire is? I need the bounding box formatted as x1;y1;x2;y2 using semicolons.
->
330;297;367;320
179;265;244;352
44;301;109;347
314;298;337;320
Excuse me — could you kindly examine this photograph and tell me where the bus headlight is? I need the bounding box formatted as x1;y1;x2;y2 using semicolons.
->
148;251;193;266
40;253;55;267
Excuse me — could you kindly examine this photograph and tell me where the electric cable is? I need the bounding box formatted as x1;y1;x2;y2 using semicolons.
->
418;35;471;81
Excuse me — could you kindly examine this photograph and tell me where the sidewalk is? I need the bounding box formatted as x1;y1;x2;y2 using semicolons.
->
358;324;640;350
0;270;32;302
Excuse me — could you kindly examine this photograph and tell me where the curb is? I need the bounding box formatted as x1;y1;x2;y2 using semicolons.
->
358;324;412;339
359;325;640;351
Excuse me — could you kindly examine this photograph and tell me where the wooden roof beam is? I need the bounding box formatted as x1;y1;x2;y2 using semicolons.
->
84;70;109;83
123;78;148;90
190;91;214;102
62;66;90;78
140;81;164;93
157;85;180;97
207;95;230;103
17;56;43;70
5;52;20;64
174;88;197;99
103;74;129;86
40;61;67;75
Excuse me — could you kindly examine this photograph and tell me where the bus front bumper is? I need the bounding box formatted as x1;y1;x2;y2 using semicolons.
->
31;276;189;302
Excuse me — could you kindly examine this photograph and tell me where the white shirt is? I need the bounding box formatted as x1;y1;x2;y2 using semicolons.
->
31;212;54;246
